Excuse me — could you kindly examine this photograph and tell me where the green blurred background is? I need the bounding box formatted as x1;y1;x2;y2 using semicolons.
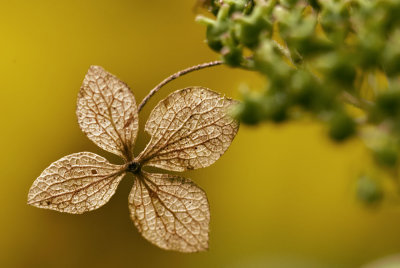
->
1;1;400;267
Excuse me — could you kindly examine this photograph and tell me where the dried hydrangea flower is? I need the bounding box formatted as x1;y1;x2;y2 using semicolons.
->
27;66;239;252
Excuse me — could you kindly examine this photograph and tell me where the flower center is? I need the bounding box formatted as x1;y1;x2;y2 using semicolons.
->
128;161;141;174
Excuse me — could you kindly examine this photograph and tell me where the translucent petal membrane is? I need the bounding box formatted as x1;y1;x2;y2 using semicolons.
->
28;152;125;214
77;66;139;160
138;87;239;171
128;171;210;252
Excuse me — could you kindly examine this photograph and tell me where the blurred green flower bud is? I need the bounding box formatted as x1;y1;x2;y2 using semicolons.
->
263;93;289;123
373;145;398;167
375;89;400;118
307;0;321;11
316;52;356;87
200;3;235;52
328;110;356;141
205;19;230;52
230;0;252;12
319;0;351;43
288;15;316;42
233;89;290;124
272;5;290;23
232;92;265;125
234;5;273;48
378;0;400;33
357;30;385;69
382;31;400;77
357;175;383;205
290;70;335;112
254;40;292;80
329;60;356;87
196;0;221;15
279;0;299;8
221;45;243;67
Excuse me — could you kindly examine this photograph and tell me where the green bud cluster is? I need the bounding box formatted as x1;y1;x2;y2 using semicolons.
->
357;175;383;205
197;0;400;204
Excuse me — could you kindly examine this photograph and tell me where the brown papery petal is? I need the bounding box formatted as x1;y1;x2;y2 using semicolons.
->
128;171;210;252
28;152;125;214
138;87;239;171
77;66;139;161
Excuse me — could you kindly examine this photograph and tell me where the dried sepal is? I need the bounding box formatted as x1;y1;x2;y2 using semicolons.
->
77;66;139;161
29;65;239;253
28;152;125;214
128;171;210;252
137;87;239;171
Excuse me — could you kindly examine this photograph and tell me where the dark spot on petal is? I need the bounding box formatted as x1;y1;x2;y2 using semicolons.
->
124;114;134;128
91;169;98;175
164;98;170;107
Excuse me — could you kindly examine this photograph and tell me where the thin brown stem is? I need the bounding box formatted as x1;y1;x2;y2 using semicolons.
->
138;60;223;112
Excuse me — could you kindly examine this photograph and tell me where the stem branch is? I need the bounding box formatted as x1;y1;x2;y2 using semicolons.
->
138;60;223;112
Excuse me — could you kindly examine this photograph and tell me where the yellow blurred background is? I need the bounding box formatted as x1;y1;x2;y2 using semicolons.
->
1;1;400;267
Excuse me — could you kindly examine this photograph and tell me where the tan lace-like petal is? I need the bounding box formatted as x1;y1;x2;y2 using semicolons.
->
128;171;210;252
138;87;239;171
77;65;139;160
28;152;125;214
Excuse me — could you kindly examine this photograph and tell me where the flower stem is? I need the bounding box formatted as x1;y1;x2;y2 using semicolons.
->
138;60;223;112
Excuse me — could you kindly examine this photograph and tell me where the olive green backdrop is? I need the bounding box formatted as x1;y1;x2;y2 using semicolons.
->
1;1;400;267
